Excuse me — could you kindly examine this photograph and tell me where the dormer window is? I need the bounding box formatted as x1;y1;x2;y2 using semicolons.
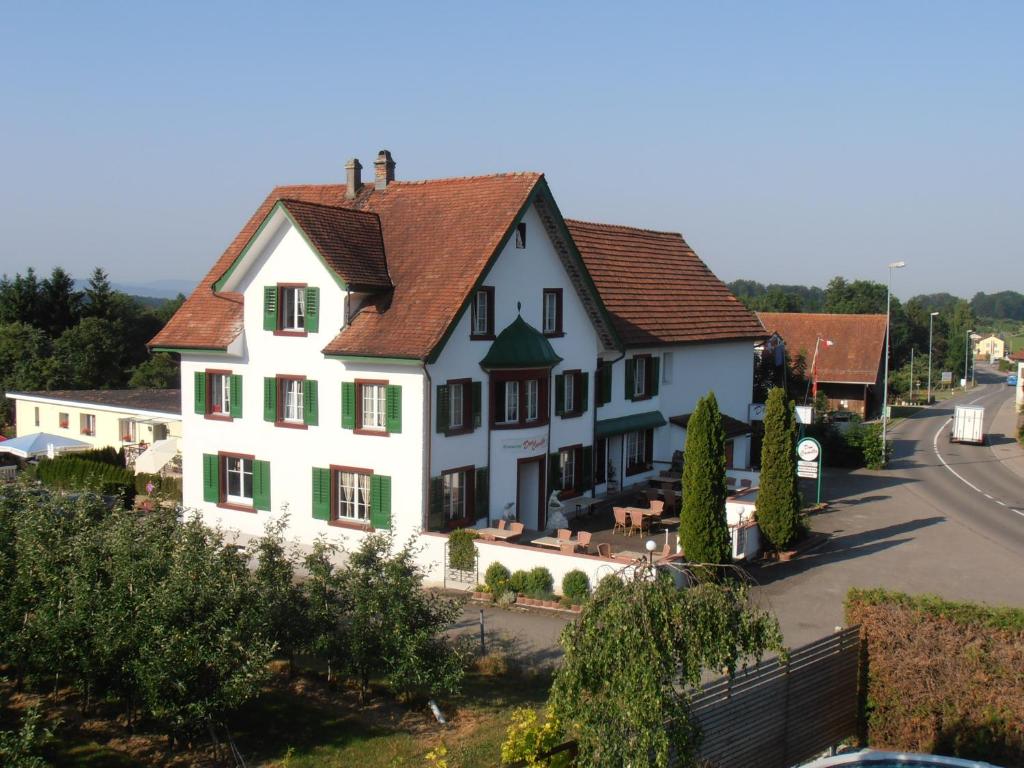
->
470;286;495;339
515;222;527;249
625;355;660;401
264;284;320;334
542;289;563;336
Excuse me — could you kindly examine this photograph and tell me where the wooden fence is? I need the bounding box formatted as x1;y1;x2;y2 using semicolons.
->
690;625;861;768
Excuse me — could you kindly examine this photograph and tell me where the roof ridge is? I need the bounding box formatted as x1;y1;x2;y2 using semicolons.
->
566;218;685;238
757;311;888;320
279;197;380;218
389;170;543;186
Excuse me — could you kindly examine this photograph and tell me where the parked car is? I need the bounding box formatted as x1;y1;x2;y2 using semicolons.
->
1008;374;1018;386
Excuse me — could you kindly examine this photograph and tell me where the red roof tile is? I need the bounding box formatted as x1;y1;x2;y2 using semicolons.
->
756;312;887;385
565;220;765;346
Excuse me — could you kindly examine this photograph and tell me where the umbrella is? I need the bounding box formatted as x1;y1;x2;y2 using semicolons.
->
0;432;91;459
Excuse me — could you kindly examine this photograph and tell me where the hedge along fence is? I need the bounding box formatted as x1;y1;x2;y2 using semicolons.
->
134;472;183;501
846;588;1024;765
33;456;137;507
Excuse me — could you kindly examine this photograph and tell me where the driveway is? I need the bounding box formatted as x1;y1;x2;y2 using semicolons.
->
750;365;1024;648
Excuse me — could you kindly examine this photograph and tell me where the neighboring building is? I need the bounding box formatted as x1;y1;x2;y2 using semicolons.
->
4;389;182;469
973;333;1005;360
756;313;887;418
150;151;764;557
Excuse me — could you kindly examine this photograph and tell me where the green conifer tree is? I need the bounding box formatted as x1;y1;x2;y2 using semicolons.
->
757;387;801;549
679;392;731;567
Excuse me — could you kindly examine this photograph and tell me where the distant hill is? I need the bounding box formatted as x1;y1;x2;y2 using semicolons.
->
72;278;197;299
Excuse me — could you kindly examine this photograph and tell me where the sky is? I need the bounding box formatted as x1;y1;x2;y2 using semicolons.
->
1;1;1020;299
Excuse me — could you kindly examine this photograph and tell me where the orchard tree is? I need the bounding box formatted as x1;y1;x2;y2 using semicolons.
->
679;392;730;568
550;572;784;768
250;516;308;673
301;538;348;684
757;388;801;549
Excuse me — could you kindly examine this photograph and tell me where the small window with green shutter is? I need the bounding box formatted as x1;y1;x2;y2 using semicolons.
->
303;379;319;426
436;384;450;434
253;460;271;511
263;378;277;422
472;381;482;427
385;385;402;433
311;467;331;520
202;453;219;502
194;371;207;414
304;287;320;333
263;286;278;331
341;381;356;428
229;374;243;418
650;357;660;396
370;474;392;530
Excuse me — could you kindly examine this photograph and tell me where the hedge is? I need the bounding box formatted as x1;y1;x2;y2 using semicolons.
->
134;472;183;501
846;588;1024;764
33;456;136;508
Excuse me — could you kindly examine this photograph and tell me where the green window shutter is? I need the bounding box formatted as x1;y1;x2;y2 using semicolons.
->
625;359;635;401
554;374;565;415
202;453;219;503
229;374;243;418
472;381;482;428
602;364;613;405
581;445;593;492
386;385;402;433
304;379;319;426
475;466;489;520
341;382;356;429
548;452;561;498
304;287;319;333
194;371;207;414
580;372;589;413
253;460;271;511
370;474;392;530
263;286;278;331
436;384;450;434
651;357;660;396
311;467;331;521
263;378;277;422
428;476;444;531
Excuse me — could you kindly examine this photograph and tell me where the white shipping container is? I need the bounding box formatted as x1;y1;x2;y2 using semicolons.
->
950;405;985;445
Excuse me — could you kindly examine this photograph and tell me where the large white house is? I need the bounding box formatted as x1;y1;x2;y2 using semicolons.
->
151;151;764;561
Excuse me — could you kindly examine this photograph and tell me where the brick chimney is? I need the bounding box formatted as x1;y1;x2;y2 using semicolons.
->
374;149;395;190
345;158;363;199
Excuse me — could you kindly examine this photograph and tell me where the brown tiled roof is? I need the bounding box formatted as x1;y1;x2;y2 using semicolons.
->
8;389;182;415
756;312;887;385
279;200;391;290
565;220;765;346
151;174;542;357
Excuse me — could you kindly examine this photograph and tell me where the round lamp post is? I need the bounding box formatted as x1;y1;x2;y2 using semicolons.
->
645;538;657;565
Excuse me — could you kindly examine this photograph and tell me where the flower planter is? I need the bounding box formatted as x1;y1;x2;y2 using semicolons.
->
778;550;797;562
544;600;559;609
570;604;583;613
471;591;491;601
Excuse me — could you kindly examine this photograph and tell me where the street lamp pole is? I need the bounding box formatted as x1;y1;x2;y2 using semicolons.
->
881;261;905;467
927;311;939;404
965;329;974;389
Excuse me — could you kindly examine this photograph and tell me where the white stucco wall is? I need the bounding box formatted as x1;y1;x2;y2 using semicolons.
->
180;214;426;546
9;395;181;450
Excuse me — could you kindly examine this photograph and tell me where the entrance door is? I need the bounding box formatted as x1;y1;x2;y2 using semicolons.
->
517;457;543;530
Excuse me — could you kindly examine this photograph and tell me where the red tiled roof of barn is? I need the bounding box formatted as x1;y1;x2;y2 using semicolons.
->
565;220;765;346
756;312;888;385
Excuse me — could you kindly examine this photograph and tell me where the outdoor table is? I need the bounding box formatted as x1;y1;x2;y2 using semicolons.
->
530;536;576;549
615;549;648;561
477;527;521;541
624;506;660;518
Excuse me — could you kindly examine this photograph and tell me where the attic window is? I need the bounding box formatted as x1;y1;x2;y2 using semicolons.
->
515;223;526;249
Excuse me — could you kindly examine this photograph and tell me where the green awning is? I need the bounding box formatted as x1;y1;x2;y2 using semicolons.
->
480;316;563;370
595;410;666;439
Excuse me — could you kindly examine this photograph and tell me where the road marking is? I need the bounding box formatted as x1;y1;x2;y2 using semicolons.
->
995;500;1007;506
984;493;994;499
932;422;985;494
1014;509;1024;519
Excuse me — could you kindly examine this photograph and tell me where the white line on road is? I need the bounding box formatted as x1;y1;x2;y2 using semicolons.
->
932;422;985;494
1013;509;1024;519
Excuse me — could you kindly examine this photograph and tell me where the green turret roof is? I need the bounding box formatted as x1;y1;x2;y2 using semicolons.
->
480;316;563;370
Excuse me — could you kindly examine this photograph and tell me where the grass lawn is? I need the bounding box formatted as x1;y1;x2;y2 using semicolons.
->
3;658;552;768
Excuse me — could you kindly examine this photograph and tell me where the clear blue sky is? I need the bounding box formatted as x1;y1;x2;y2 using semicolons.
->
1;1;1020;298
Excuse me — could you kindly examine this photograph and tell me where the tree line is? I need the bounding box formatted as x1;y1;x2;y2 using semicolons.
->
0;266;183;425
0;484;466;754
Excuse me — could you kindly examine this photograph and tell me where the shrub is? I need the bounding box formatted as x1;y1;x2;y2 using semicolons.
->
525;567;553;596
134;472;183;501
500;707;571;768
846;588;1024;764
679;392;731;566
485;562;511;594
33;456;136;507
855;423;890;470
757;388;801;549
447;527;478;571
508;570;530;595
561;570;590;604
475;651;510;677
496;591;517;608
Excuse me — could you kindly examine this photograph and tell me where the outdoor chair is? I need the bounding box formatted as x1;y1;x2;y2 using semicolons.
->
497;519;507;530
645;488;660;503
597;542;612;558
507;521;525;541
557;528;572;541
740;478;752;489
576;531;592;553
628;509;646;536
612;506;628;535
559;541;576;554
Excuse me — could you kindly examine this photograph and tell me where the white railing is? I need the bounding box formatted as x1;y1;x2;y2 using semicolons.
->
0;465;17;482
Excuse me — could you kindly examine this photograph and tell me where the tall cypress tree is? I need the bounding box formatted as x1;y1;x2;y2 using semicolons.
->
679;392;731;567
757;387;801;549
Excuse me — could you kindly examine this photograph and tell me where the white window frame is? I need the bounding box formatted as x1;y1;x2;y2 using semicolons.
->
361;383;387;431
500;381;520;424
473;290;489;336
564;373;575;413
443;469;467;521
224;456;254;506
280;286;306;331
58;412;69;430
335;470;371;522
626;430;645;467
119;418;137;443
634;358;647;398
560;448;577;492
80;413;96;436
210;373;231;415
281;378;304;422
543;292;559;334
662;352;673;384
525;379;538;422
449;382;464;430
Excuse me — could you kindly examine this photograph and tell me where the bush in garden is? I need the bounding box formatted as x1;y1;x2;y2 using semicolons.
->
525;567;554;596
447;527;478;571
561;570;591;604
508;570;530;595
485;562;511;594
756;387;801;550
679;391;731;567
500;707;571;768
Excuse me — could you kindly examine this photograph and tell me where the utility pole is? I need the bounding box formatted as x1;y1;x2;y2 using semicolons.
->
927;311;938;404
910;347;914;403
881;261;906;466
